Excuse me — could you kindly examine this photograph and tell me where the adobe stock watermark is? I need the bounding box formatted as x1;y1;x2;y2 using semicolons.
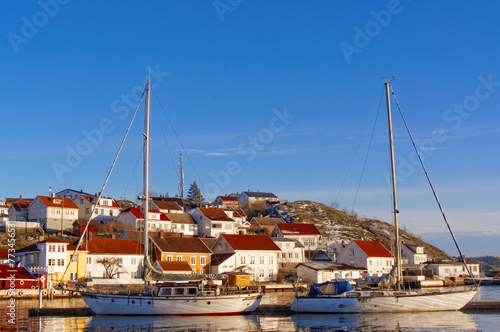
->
204;106;296;197
51;65;169;182
340;0;405;64
6;222;17;325
385;74;499;185
7;0;70;54
213;0;243;21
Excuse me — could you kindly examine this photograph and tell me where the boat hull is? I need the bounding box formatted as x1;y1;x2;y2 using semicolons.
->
290;288;478;313
81;292;262;315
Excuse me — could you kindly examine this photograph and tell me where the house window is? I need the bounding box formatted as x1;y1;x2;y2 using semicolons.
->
269;256;273;264
131;272;137;279
70;255;77;263
69;272;77;282
131;258;137;265
176;256;182;262
240;256;246;265
48;259;55;266
269;269;274;277
288;253;293;258
110;211;113;216
57;259;64;266
304;239;309;247
282;253;286;259
166;255;172;262
349;260;355;266
369;260;372;266
350;249;355;256
295;253;299;259
86;208;89;214
80;199;84;204
259;269;265;277
190;256;196;265
259;256;264;264
49;245;56;252
87;257;92;264
200;269;205;275
250;256;255;264
310;239;315;246
200;256;206;265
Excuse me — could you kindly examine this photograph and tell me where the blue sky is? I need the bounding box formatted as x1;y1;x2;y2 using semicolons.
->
1;1;499;256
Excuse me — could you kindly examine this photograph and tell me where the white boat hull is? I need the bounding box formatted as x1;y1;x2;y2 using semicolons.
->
290;287;478;313
81;292;262;315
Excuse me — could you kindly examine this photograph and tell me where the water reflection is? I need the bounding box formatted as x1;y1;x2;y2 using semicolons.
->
292;311;478;331
89;314;261;331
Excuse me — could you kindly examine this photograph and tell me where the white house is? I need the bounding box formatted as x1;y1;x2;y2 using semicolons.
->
151;200;184;214
271;237;305;268
8;200;32;221
296;262;364;284
116;207;172;231
337;240;394;277
424;261;480;279
401;242;428;264
189;207;235;238
28;195;79;232
0;200;8;222
84;237;144;285
210;234;281;282
272;223;321;250
72;194;122;224
164;212;198;236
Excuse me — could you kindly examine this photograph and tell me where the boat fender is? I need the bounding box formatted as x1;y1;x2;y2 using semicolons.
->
31;286;36;290
52;290;57;295
19;280;24;285
62;290;67;294
18;290;24;296
42;290;48;296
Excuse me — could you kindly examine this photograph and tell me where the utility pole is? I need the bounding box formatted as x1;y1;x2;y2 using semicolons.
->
178;153;184;198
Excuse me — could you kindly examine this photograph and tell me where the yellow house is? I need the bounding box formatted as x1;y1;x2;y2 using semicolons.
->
150;236;211;274
14;237;87;285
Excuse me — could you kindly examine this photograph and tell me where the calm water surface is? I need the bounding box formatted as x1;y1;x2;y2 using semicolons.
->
1;285;498;331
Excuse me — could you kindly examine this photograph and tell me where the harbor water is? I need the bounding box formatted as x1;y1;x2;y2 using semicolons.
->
1;285;499;331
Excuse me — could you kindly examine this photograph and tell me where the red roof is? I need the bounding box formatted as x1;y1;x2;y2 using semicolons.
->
199;208;234;221
217;195;239;202
277;223;321;236
125;207;171;221
0;265;36;280
36;195;78;209
220;234;280;251
11;200;31;211
151;236;211;254
153;200;183;211
156;261;193;272
353;240;393;258
84;237;144;255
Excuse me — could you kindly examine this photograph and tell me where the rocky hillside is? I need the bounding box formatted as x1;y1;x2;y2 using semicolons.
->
271;200;452;260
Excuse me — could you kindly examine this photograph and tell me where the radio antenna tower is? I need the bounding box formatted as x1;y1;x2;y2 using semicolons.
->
178;153;184;197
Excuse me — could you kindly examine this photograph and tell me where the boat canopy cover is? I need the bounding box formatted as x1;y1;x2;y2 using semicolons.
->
307;280;353;296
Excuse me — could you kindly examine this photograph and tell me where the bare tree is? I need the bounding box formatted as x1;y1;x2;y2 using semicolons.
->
96;257;124;279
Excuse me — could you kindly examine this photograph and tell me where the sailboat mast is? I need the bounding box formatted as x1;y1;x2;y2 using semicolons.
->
143;79;151;279
385;81;402;290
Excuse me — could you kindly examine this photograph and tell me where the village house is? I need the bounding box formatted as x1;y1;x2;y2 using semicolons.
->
150;236;211;274
250;216;285;236
238;191;279;206
0;200;8;222
223;208;249;233
213;195;240;207
296;262;364;284
116;207;172;232
210;234;281;282
271;237;305;268
14;237;87;285
272;223;321;250
164;212;198;236
55;188;93;199
189;207;236;238
336;240;394;277
72;220;100;237
8;200;32;221
424;261;480;279
27;195;79;232
72;194;122;224
84;237;144;285
401;242;428;264
151;200;184;214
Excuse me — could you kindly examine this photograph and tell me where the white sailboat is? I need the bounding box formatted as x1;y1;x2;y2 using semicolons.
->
80;79;262;315
290;81;478;313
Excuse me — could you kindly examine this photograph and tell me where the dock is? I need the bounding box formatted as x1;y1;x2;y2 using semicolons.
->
29;302;500;317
